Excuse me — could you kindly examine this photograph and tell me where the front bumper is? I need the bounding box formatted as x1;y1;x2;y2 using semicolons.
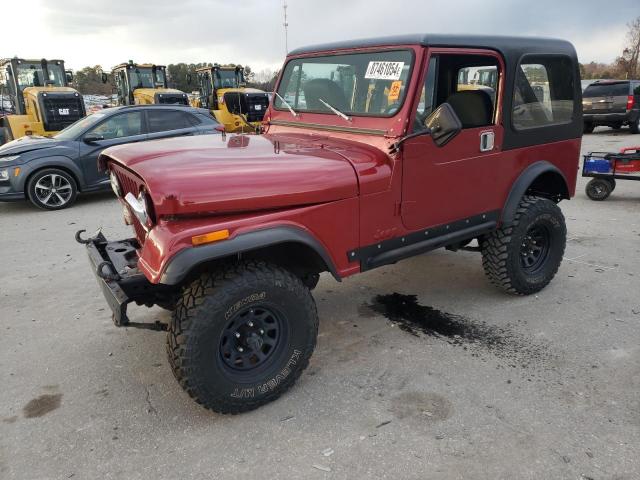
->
78;230;176;326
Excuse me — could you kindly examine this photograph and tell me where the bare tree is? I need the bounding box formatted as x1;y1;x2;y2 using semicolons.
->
616;16;640;79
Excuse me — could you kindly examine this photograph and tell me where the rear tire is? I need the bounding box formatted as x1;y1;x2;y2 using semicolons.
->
585;178;613;201
27;168;78;210
630;117;640;134
481;196;566;295
167;261;318;414
583;123;594;134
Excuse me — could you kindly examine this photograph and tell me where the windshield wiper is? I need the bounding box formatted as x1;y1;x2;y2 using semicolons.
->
319;98;351;122
273;92;298;118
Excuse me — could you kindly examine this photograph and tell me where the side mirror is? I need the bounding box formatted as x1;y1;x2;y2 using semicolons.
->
425;102;462;147
101;73;108;84
83;134;104;144
65;70;74;83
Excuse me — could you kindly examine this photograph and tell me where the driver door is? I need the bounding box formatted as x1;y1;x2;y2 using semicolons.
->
401;49;506;231
77;110;148;186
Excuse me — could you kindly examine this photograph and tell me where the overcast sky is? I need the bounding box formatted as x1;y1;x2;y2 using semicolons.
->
2;0;638;73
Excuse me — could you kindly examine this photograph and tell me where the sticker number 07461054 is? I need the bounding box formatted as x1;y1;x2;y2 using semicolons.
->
364;61;405;80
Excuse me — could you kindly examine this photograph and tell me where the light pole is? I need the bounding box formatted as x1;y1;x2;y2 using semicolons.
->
283;1;289;55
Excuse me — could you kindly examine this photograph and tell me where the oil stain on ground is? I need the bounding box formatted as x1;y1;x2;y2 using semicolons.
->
22;393;62;419
364;293;553;369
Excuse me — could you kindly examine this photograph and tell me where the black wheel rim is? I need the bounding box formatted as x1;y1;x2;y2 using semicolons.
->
219;305;283;372
588;181;608;199
519;225;551;273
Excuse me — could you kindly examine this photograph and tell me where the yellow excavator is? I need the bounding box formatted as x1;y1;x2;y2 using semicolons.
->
111;61;188;106
0;57;85;144
191;64;269;133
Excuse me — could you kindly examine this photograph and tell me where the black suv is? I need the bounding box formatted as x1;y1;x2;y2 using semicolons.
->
0;105;221;210
583;80;640;133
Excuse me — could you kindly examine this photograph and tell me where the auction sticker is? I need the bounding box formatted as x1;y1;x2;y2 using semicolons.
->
365;61;404;80
388;81;402;100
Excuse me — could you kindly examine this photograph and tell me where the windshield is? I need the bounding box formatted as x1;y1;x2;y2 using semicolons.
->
275;49;413;117
214;69;244;89
128;67;166;90
16;62;66;90
54;112;107;140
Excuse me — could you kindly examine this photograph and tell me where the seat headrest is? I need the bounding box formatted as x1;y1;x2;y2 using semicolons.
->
303;78;348;111
445;90;493;128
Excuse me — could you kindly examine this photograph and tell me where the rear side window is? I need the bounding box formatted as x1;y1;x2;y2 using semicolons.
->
583;82;630;98
147;109;194;133
194;112;219;125
512;56;575;130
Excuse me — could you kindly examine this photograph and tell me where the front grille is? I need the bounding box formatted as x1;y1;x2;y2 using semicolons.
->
224;92;269;123
40;94;85;132
156;94;189;105
110;163;147;245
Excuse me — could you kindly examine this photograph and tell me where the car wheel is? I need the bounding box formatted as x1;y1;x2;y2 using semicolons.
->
167;261;318;413
630;117;640;134
583;123;594;134
27;168;78;210
585;178;613;201
481;196;566;295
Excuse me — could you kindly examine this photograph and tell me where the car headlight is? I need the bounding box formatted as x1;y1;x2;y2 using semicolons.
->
124;190;153;231
0;169;9;181
0;155;20;163
109;170;122;197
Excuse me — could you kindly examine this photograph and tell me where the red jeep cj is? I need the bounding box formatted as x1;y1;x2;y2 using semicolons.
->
78;34;582;413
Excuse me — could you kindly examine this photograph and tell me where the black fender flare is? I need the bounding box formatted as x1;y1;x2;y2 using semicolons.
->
159;225;341;285
502;161;569;225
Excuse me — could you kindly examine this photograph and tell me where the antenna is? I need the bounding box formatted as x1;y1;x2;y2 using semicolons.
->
283;0;289;55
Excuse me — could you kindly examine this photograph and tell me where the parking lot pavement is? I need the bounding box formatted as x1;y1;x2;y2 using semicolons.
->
1;128;639;480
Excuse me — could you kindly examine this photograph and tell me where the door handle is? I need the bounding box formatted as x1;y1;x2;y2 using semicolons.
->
480;131;495;152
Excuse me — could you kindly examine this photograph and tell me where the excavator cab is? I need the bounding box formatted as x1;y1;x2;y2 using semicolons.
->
191;64;269;133
111;61;188;106
0;58;85;144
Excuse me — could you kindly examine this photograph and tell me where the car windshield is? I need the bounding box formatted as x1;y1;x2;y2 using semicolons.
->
129;67;166;90
583;82;629;97
214;69;244;88
16;62;66;90
274;49;413;117
54;113;107;140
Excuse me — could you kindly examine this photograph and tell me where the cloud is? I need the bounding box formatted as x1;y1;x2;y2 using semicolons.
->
1;0;637;71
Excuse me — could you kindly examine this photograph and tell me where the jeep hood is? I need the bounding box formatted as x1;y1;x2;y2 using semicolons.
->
102;134;359;216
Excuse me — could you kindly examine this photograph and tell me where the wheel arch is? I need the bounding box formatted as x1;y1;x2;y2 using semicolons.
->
23;159;84;195
502;161;569;225
160;226;341;286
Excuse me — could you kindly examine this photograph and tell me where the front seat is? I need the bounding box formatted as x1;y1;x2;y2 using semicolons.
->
445;90;493;128
303;78;348;111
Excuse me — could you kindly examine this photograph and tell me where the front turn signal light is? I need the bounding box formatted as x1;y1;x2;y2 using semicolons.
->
192;229;230;246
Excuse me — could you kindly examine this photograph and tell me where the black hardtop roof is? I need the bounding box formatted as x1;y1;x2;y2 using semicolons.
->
289;33;576;58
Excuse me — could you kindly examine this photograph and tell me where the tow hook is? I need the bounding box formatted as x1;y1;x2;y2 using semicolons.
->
96;261;120;281
75;229;99;244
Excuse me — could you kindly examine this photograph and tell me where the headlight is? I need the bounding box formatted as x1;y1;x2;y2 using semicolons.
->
0;155;20;163
124;190;153;231
109;170;122;197
0;169;9;181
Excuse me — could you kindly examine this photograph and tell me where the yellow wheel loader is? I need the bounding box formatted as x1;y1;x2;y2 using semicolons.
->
191;65;269;133
111;61;188;106
0;58;86;145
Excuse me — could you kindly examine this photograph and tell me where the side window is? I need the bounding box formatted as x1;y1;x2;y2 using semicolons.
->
147;110;193;133
634;82;640;96
87;111;144;140
415;53;500;131
512;56;574;130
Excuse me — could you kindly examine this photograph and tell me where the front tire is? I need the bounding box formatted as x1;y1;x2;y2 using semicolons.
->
27;168;78;210
585;178;613;201
481;196;566;295
167;261;318;414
